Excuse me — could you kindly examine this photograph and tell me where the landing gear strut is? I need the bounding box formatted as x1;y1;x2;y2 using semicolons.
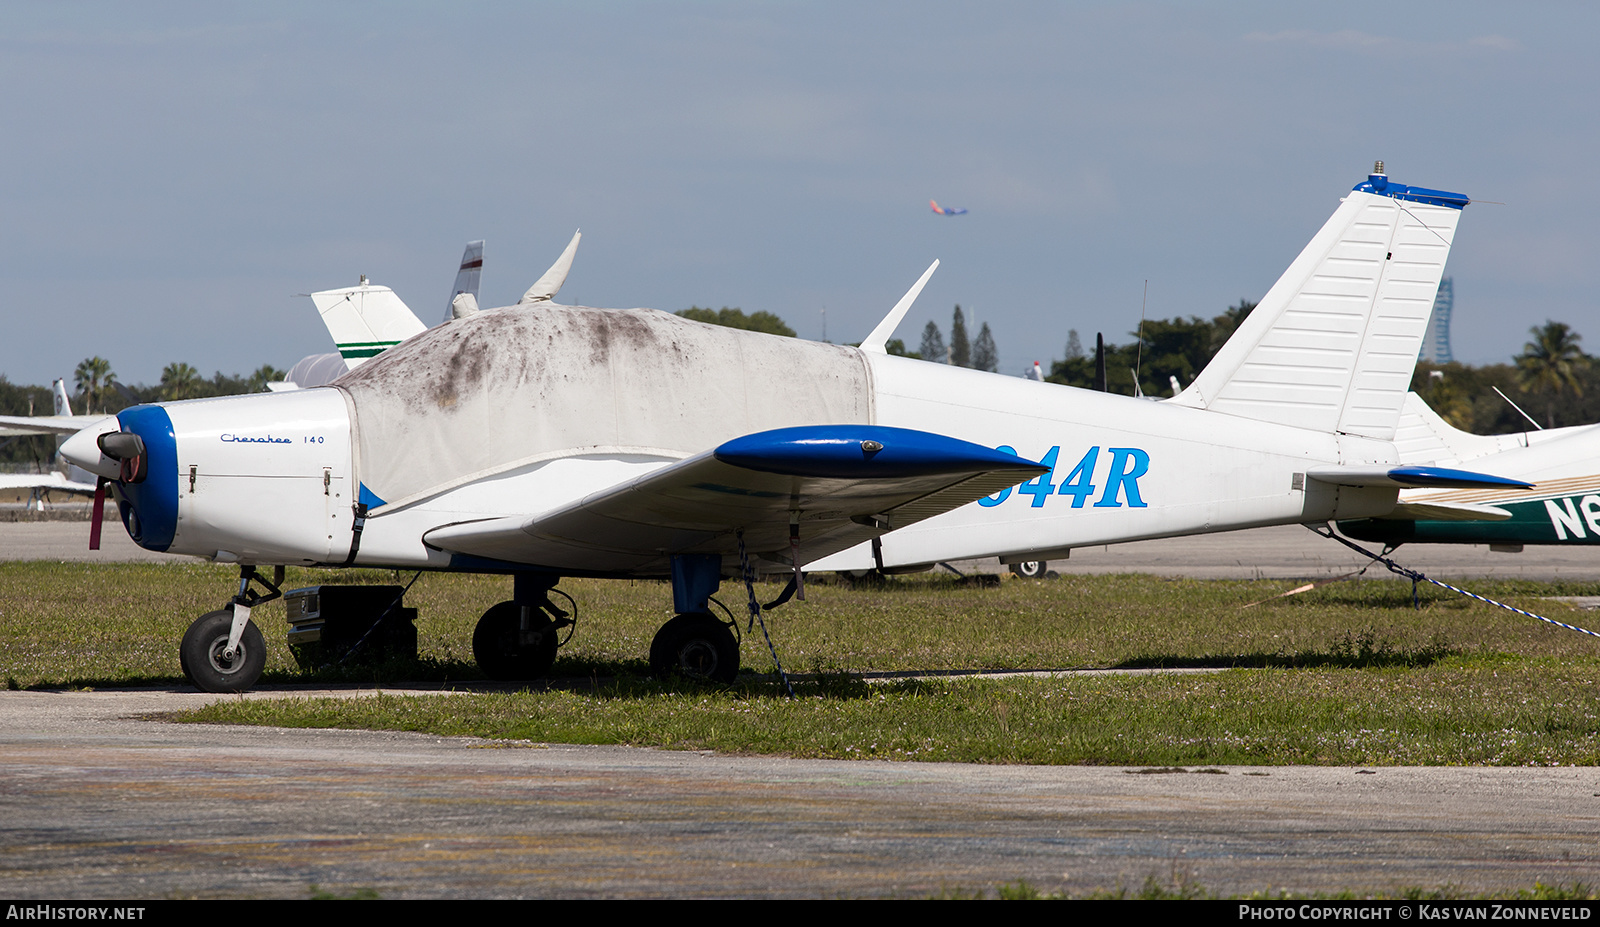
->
472;574;574;680
181;565;282;693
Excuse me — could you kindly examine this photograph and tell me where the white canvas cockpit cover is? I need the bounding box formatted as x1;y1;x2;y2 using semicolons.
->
337;306;873;512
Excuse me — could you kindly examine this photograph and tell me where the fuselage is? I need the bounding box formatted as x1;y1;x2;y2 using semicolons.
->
79;306;1405;573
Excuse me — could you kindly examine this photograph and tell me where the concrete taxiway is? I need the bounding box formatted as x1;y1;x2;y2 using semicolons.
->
2;688;1598;899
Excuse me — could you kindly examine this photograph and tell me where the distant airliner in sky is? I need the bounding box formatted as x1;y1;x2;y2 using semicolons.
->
929;199;967;215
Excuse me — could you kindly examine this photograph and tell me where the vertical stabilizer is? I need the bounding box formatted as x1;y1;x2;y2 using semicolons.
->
51;378;72;417
1170;166;1468;441
309;281;429;370
441;240;485;324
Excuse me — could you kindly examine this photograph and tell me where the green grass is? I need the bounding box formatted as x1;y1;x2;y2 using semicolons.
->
5;562;1600;766
174;658;1600;765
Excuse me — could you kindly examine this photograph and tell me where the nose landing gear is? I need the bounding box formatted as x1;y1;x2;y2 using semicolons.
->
180;565;282;693
180;607;267;693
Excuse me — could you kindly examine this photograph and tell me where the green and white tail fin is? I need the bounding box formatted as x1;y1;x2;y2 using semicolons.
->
309;277;428;369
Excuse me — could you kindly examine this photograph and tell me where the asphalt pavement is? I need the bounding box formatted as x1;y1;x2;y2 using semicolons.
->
2;520;1594;579
2;687;1598;899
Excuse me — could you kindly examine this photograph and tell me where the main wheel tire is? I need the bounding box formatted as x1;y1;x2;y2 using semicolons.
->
649;612;739;684
472;601;559;680
1010;560;1047;579
180;607;267;693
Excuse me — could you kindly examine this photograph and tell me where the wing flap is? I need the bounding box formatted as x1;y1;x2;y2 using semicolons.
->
423;425;1046;574
1380;501;1513;522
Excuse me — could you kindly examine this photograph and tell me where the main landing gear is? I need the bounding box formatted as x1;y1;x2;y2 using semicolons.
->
1009;560;1059;579
649;611;740;684
472;574;575;681
181;566;282;693
645;552;761;684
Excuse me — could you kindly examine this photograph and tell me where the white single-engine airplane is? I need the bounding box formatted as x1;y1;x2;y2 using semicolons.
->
61;164;1526;693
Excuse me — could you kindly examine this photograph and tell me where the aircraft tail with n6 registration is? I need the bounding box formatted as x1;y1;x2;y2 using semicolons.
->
1337;390;1600;549
61;163;1519;693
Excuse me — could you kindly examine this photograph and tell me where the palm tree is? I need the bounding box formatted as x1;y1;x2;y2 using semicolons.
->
73;356;113;414
160;362;201;401
1515;321;1588;427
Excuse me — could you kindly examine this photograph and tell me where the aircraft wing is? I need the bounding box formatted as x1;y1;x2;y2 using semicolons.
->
423;425;1048;574
0;471;97;494
0;414;111;437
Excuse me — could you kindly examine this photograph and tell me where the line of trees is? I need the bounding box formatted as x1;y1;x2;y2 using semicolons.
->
1046;300;1257;396
1038;300;1595;436
894;305;999;372
676;306;796;337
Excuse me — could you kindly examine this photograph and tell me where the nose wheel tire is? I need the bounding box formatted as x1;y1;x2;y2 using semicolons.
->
473;601;559;680
649;612;740;684
180;608;267;693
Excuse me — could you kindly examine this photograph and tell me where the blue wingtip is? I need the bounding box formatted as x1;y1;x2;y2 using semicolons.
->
1388;466;1533;490
715;425;1045;479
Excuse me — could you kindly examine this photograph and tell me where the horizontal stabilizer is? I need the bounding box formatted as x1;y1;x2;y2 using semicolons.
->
1307;464;1533;490
423;425;1046;574
1380;501;1512;522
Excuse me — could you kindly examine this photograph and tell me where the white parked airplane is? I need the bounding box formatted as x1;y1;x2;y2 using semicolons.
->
1338;391;1600;549
0;379;105;508
62;165;1520;693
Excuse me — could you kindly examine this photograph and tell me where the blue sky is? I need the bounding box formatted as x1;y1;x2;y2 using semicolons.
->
3;2;1595;386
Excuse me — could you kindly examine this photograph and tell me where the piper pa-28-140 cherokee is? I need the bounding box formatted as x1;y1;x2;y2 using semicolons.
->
60;164;1527;692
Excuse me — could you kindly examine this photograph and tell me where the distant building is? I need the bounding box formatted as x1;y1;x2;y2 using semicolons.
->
1420;277;1453;364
